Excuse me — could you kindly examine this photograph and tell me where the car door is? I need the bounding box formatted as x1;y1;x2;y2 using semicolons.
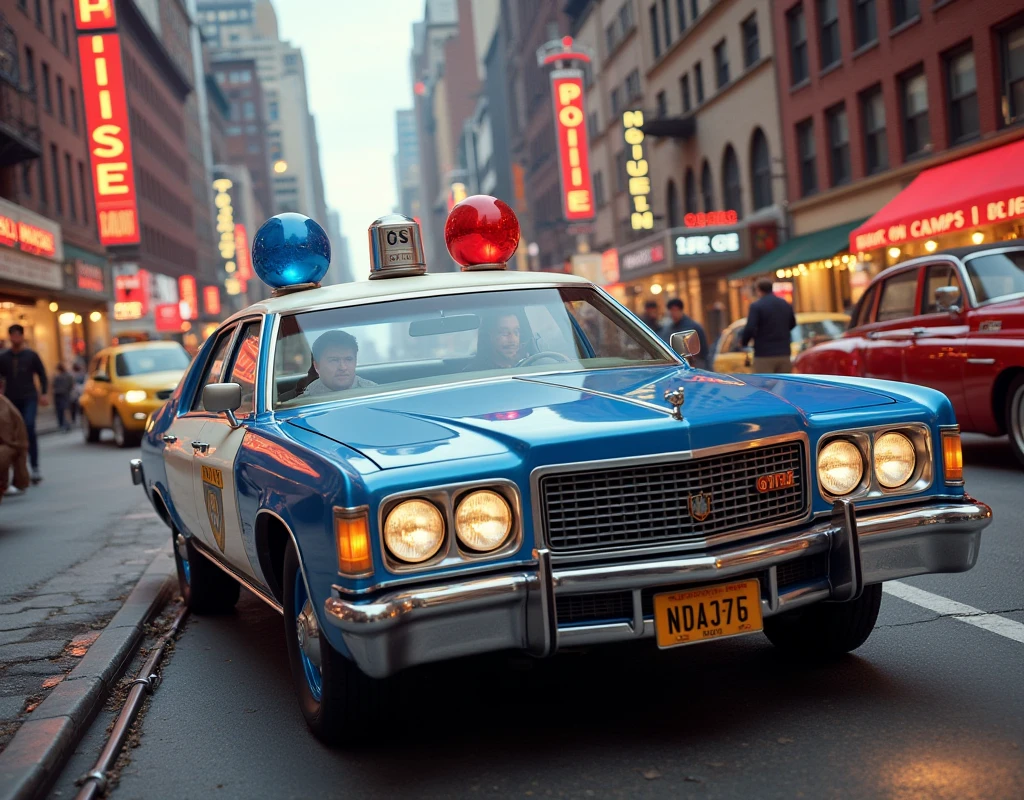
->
191;318;263;577
902;261;970;418
163;326;236;540
863;268;921;383
83;353;114;427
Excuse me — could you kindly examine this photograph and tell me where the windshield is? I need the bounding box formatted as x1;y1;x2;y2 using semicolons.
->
272;287;673;408
965;251;1024;303
115;347;191;377
793;319;848;343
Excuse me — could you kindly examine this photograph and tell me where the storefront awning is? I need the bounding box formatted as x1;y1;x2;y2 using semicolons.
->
730;218;866;280
848;137;1024;253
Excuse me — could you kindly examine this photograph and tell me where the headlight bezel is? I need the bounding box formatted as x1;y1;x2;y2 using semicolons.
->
815;424;933;502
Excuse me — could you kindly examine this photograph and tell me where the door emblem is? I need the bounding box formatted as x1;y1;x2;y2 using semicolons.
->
201;465;226;552
688;491;712;522
979;320;1002;333
664;387;685;420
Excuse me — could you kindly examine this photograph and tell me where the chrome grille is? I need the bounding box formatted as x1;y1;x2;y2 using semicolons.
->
540;440;807;553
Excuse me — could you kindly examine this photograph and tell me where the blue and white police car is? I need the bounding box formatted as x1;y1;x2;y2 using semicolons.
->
132;195;992;744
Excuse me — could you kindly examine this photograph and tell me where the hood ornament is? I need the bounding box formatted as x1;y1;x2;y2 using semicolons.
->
664;387;685;420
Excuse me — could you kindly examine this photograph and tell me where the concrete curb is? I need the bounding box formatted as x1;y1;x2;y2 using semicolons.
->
0;551;175;800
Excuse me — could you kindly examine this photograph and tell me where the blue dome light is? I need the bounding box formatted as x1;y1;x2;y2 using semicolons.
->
251;213;331;289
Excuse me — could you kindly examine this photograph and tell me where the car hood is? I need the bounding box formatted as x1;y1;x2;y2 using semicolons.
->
284;366;896;469
116;370;184;391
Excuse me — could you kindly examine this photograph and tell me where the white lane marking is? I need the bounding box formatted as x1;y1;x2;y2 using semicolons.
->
884;581;1024;644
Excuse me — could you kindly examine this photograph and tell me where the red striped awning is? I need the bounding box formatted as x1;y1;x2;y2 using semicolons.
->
849;138;1024;253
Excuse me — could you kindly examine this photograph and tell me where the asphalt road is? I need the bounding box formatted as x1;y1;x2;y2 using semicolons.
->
99;435;1023;800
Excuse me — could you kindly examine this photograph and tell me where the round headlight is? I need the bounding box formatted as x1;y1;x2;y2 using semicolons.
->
455;490;513;552
383;500;445;563
874;432;916;488
124;390;147;404
818;439;864;496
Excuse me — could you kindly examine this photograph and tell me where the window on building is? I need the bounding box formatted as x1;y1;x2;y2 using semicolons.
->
714;39;729;88
606;22;617;54
690;0;699;21
700;160;714;211
61;12;69;56
694;61;704;103
722;146;742;218
750;128;772;210
595;171;606;208
900;67;930;158
33;0;42;28
56;75;64;123
861;85;887;173
51;144;62;215
268;100;279;121
853;0;877;48
78;161;88;223
65;152;75;220
818;0;841;68
656;90;668;117
587;110;599;139
611;86;623;116
24;47;35;96
1000;22;1024;126
892;0;919;27
826;103;850;185
21;163;31;197
680;74;692;112
626;69;642;101
243;101;256;120
47;0;55;41
649;5;661;59
662;0;673;47
41;61;51;112
946;47;979;143
684;168;697;213
620;2;634;32
614;150;626;193
38;152;47;205
676;0;687;33
69;87;77;132
742;13;760;68
797;118;817;196
787;5;808;85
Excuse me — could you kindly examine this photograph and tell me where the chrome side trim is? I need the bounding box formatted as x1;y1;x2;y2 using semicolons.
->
966;358;996;365
190;537;284;614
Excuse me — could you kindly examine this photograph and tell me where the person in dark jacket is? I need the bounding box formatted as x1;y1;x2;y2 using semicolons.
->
741;278;797;373
660;298;710;369
0;324;49;482
52;364;74;432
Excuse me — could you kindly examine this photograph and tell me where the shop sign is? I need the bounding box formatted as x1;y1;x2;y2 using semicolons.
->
178;275;198;320
234;224;252;283
154;303;183;332
212;177;241;295
675;232;741;257
620;242;666;275
114;270;149;320
773;282;794;305
75;1;140;246
551;72;595;222
601;249;620;284
0;198;63;262
622;111;652;231
75;262;105;293
203;285;222;316
684;210;737;228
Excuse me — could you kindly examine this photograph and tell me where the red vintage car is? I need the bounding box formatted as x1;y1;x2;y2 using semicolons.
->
794;243;1024;466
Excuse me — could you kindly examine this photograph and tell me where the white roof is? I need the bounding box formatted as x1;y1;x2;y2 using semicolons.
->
226;269;593;320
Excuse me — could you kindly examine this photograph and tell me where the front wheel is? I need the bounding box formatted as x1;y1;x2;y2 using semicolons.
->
282;543;385;744
82;411;100;443
763;583;882;659
1006;374;1024;468
173;530;239;614
112;412;140;448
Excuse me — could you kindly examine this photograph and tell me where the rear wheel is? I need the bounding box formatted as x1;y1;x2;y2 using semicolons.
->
1006;374;1024;468
173;530;240;614
82;411;100;443
763;583;882;659
282;543;385;745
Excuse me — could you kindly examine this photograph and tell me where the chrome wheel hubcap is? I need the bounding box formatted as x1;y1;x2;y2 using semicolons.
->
293;567;322;701
175;534;191;585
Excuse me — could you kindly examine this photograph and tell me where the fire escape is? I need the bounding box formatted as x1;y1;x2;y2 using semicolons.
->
0;13;42;171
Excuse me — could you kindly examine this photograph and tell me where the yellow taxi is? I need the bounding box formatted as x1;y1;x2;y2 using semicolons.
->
712;312;850;373
80;342;191;447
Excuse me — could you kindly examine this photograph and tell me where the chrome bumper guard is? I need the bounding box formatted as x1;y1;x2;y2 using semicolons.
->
129;458;144;487
324;499;991;678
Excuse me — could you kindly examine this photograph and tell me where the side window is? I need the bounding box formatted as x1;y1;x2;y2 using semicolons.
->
191;328;236;412
225;321;262;416
921;264;964;314
875;271;919;322
853;284;877;327
89;354;106;376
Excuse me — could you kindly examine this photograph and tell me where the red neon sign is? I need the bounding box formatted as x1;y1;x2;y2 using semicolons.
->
74;0;117;30
551;73;595;222
114;271;149;320
77;28;140;245
684;210;738;228
154;303;183;333
203;285;222;316
178;275;198;320
234;224;252;282
0;215;57;257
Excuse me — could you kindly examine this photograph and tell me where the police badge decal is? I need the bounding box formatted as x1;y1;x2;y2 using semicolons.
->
202;465;226;552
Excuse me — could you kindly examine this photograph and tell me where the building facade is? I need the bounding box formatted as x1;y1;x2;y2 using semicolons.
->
394;109;420;218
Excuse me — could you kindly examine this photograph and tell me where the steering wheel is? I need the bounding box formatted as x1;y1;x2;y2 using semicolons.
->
517;351;571;367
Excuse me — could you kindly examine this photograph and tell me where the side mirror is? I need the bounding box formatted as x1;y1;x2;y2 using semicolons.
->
203;382;243;428
669;329;701;358
935;285;962;313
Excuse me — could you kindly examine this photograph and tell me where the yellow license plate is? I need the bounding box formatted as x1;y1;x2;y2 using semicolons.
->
653;579;763;649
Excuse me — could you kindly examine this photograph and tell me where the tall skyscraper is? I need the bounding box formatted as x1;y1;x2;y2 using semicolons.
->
394;110;420;219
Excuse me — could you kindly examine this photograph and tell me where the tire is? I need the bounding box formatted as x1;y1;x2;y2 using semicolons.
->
82;411;100;443
763;583;882;659
173;529;240;614
112;412;140;448
282;543;385;745
1006;374;1024;468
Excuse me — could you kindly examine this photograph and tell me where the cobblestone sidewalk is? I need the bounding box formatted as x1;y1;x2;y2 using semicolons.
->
0;506;169;753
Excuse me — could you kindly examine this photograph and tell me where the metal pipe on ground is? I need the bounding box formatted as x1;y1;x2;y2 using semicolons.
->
74;607;189;800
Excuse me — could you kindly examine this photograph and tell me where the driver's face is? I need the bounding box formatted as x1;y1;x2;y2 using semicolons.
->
315;346;357;391
492;315;520;366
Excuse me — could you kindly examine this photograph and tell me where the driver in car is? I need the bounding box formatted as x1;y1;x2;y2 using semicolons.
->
465;312;523;371
301;330;377;396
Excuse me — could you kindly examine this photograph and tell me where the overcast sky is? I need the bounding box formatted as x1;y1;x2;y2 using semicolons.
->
274;0;423;276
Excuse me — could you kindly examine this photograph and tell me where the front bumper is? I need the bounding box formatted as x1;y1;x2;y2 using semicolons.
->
118;400;164;430
324;498;991;678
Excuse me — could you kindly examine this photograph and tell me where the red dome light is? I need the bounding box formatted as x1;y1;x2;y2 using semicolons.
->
444;195;520;269
561;35;573;48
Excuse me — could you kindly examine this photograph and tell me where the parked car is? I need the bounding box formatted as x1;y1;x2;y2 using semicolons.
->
713;312;850;373
794;244;1024;466
81;342;191;447
132;199;991;745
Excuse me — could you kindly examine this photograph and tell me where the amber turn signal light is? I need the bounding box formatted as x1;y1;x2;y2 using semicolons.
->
335;509;373;576
942;430;963;483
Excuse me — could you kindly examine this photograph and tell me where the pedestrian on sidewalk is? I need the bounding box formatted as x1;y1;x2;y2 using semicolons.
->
741;278;797;374
53;364;74;432
641;300;663;334
0;385;30;500
70;361;85;424
659;298;710;369
0;324;49;483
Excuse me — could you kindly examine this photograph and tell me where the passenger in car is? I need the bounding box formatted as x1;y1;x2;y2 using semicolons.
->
301;330;377;396
465;312;523;371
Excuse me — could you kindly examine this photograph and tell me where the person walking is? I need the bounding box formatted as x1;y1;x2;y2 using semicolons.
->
0;324;49;483
641;300;662;333
70;361;85;424
660;298;710;369
741;278;797;374
52;364;74;432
